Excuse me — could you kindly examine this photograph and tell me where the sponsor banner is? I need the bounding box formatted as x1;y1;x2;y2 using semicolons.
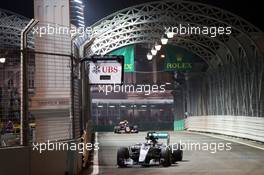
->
164;45;193;72
89;60;123;84
109;45;135;72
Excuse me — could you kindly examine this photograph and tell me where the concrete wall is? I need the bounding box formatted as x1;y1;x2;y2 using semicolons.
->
0;146;82;175
186;115;264;142
0;147;30;175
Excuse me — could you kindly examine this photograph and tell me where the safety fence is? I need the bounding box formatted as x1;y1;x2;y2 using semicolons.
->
185;115;264;142
0;45;80;146
0;20;88;175
0;48;22;146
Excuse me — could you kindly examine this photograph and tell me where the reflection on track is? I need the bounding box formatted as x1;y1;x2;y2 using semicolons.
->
97;132;264;175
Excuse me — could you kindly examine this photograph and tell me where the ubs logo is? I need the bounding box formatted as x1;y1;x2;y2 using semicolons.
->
92;65;118;74
102;66;118;73
92;65;101;74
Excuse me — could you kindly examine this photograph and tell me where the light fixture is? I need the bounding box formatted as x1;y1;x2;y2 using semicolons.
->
0;58;6;63
166;31;174;38
161;37;168;45
155;44;162;51
73;6;83;11
147;53;153;60
77;15;84;19
76;11;84;15
151;48;157;56
73;0;83;4
161;54;165;58
78;19;85;23
120;105;126;108
141;105;147;108
97;105;103;108
109;105;115;108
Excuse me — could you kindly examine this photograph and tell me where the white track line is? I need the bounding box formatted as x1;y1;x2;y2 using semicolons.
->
191;131;264;151
91;132;99;175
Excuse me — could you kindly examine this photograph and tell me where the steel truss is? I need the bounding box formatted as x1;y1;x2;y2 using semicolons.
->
78;0;263;117
79;0;261;67
0;8;30;48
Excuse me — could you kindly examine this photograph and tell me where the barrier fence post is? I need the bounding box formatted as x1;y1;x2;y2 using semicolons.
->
20;19;38;146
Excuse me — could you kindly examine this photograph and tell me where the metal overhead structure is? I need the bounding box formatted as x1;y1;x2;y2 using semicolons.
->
76;0;264;118
76;0;262;69
0;8;30;48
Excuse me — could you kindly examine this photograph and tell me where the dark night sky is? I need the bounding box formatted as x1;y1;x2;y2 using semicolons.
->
0;0;263;30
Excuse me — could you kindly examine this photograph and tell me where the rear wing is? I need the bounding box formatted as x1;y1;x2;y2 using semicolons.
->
147;132;170;145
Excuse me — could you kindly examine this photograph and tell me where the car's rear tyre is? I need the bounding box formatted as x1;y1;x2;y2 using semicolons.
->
160;148;171;167
178;150;183;161
125;127;131;133
174;149;183;162
114;126;120;134
117;147;129;168
171;144;183;163
133;125;139;133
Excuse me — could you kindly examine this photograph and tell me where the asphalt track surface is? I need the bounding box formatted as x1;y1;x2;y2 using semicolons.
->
97;131;264;175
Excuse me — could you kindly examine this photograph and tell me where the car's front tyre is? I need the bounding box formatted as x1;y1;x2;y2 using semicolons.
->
117;147;129;168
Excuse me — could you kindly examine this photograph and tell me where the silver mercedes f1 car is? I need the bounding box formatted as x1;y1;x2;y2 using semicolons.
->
117;132;183;167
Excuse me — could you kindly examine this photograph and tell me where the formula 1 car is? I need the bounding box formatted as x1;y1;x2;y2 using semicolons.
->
114;120;139;134
117;132;183;167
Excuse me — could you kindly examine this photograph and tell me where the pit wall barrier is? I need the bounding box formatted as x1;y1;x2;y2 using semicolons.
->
0;139;82;175
185;115;264;142
95;122;173;132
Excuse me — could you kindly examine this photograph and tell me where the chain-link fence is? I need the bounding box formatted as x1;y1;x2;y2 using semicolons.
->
26;22;83;143
0;21;84;147
0;48;22;146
